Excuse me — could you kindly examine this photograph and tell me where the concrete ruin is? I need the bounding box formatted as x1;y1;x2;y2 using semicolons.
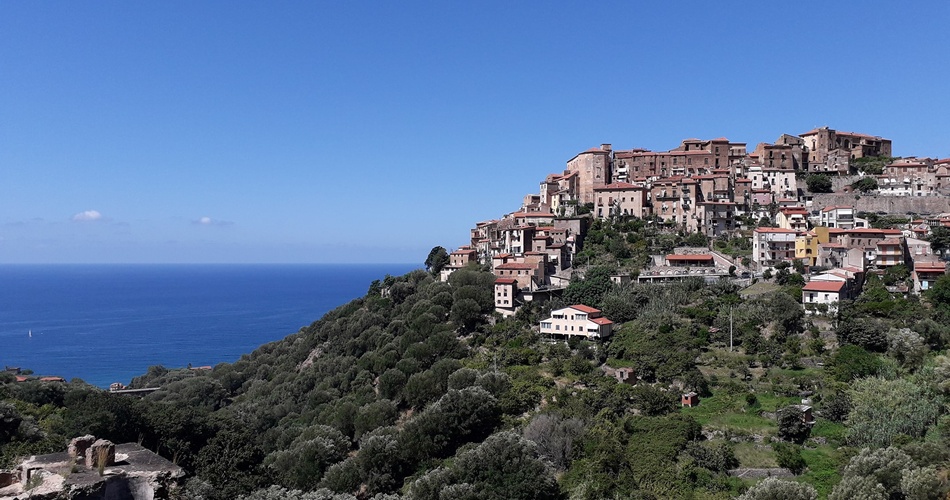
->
0;437;184;500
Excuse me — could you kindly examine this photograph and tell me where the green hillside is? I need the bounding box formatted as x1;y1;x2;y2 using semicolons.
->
3;242;950;499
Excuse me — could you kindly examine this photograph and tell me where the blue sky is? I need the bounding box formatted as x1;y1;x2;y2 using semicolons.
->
2;1;949;263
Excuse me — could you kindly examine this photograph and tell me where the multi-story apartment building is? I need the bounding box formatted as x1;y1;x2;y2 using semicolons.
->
439;247;479;281
763;166;796;200
698;202;737;237
593;182;647;219
494;278;518;315
834;228;904;265
753;227;798;266
777;207;809;232
753;142;795;171
774;134;806;171
819;206;856;229
877;158;938;196
875;238;905;268
649;177;699;232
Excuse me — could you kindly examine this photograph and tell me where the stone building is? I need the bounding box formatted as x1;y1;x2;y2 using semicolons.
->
566;145;612;204
800;127;892;174
593;182;647;219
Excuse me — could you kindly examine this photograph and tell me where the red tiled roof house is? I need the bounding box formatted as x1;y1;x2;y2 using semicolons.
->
539;305;614;340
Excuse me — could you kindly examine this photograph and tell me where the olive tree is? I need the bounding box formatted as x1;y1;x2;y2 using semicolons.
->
738;477;817;500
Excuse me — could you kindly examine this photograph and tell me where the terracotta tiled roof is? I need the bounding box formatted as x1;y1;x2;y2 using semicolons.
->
494;278;518;284
509;211;555;218
595;182;642;190
496;263;536;270
591;317;614;325
821;205;854;212
846;228;902;236
915;262;947;272
802;281;846;292
569;304;601;314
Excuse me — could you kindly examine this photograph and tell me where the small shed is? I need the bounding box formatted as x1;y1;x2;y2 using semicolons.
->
681;391;700;407
613;367;636;385
791;404;816;424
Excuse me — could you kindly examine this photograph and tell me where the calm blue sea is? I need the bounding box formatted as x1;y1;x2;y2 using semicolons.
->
0;264;418;388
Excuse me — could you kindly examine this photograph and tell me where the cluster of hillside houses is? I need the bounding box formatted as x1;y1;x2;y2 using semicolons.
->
438;127;950;337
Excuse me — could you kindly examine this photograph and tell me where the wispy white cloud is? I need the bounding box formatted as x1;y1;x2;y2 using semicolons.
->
193;216;233;226
72;210;103;222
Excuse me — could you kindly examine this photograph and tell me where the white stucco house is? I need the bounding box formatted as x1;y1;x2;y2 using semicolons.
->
802;280;846;315
539;304;614;340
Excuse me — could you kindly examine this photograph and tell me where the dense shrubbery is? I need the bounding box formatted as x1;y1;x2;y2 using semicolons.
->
4;236;950;499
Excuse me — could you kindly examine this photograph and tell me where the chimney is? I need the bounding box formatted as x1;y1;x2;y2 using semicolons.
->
601;144;612;152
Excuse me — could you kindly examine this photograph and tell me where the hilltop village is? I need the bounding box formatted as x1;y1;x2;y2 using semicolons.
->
440;126;950;326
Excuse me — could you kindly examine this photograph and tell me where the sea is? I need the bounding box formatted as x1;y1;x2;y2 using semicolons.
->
0;264;418;388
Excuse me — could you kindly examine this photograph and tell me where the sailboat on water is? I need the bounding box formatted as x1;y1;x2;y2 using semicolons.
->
28;330;32;338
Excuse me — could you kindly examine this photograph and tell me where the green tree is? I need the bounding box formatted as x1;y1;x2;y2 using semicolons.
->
828;475;887;500
900;466;948;500
886;328;928;369
851;177;879;193
684;232;707;247
522;414;586;471
882;264;909;286
836;317;888;352
407;431;562;500
839;447;913;498
771;441;806;474
265;425;350;490
926;273;950;318
821;391;852;423
629;385;679;416
776;406;811;444
738;477;817;500
562;266;614;308
684;441;739;473
0;402;22;445
926;226;950;256
425;246;450;275
829;345;882;382
806;174;833;193
450;298;483;333
846;377;940;447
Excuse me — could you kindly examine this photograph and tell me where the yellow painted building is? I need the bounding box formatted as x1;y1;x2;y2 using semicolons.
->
796;226;830;265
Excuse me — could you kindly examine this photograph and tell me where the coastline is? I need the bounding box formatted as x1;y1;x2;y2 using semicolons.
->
0;263;418;387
